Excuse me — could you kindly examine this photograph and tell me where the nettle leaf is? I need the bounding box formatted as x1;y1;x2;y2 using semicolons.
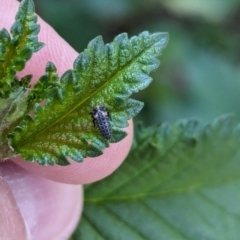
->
27;62;61;111
0;0;44;98
0;88;28;160
71;115;240;240
10;31;169;165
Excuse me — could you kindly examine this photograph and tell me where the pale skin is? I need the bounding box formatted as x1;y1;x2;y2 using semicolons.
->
0;1;133;239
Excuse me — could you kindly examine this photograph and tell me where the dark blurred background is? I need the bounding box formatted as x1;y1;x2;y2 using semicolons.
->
35;0;240;126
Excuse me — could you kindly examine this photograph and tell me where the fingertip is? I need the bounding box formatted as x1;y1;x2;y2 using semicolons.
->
2;0;134;184
13;120;133;184
1;0;78;83
0;177;30;240
0;162;83;240
19;12;79;83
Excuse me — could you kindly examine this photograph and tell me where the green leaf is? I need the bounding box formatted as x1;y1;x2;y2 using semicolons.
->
0;0;44;98
27;61;61;110
10;31;169;165
71;115;240;240
0;88;28;160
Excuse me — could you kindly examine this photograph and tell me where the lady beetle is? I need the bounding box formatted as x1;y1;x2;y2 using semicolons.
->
90;106;111;139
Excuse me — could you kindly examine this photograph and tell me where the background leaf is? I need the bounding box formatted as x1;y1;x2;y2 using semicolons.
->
33;1;240;239
10;31;168;165
70;115;240;240
36;0;240;126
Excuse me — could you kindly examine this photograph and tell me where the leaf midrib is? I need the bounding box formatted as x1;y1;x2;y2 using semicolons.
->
16;38;159;147
84;176;240;203
85;129;192;200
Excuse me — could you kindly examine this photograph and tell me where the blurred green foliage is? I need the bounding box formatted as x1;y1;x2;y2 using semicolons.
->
36;0;240;125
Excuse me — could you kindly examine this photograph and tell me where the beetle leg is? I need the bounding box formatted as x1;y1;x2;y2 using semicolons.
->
92;118;96;127
106;108;112;120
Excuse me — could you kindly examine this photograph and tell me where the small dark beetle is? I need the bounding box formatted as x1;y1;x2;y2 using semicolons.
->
90;106;111;139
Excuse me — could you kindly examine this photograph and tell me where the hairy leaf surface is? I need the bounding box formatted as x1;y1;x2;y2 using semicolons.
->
11;31;168;165
71;115;240;240
0;0;44;98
